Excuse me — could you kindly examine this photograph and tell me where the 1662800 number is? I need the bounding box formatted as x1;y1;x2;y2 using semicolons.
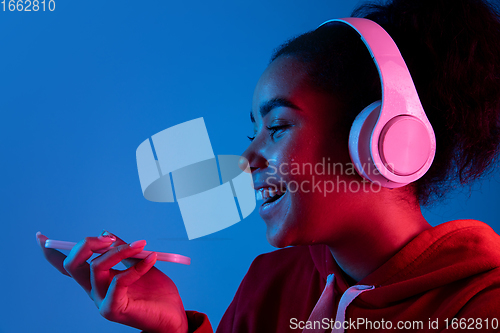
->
1;0;55;11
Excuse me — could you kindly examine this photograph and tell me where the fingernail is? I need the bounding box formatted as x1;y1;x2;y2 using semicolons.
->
35;231;41;246
129;240;147;248
144;252;157;263
98;230;116;242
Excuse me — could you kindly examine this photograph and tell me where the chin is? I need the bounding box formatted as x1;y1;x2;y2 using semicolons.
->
265;223;300;248
266;235;290;248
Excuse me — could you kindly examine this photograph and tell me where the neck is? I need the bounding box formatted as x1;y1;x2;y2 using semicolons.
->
327;189;431;283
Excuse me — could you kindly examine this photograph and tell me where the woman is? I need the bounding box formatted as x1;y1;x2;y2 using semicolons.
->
37;0;500;332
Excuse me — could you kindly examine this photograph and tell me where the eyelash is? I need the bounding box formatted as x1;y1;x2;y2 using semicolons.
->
247;125;289;142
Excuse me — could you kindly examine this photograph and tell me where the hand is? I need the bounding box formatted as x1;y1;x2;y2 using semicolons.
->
36;231;188;333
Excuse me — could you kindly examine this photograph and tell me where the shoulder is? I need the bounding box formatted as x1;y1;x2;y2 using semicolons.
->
236;245;319;298
242;246;316;285
217;246;323;332
457;270;500;318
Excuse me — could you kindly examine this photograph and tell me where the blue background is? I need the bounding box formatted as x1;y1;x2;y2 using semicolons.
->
1;1;499;332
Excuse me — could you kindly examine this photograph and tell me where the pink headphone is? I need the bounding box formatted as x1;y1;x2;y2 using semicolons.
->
319;18;436;188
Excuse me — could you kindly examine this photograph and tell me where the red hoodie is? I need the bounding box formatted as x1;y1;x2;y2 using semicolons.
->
185;220;500;332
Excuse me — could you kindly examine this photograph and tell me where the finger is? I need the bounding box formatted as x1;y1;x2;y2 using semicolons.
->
91;240;147;273
89;240;147;301
36;232;70;277
110;232;126;246
107;232;140;268
63;235;116;294
102;252;158;320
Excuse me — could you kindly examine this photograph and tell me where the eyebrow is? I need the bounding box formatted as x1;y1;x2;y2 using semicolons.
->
250;98;302;123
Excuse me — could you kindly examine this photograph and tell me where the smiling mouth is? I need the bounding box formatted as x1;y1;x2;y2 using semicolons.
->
256;186;287;206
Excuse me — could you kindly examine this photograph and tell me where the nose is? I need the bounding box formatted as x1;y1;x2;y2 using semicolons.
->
238;155;251;173
239;139;268;174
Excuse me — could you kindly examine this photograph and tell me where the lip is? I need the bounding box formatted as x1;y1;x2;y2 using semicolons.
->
253;179;287;192
254;179;287;203
258;187;288;221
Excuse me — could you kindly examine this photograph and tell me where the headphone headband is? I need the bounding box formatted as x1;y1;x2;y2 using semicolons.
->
319;18;425;119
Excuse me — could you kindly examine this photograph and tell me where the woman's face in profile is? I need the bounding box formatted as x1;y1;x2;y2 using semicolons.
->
243;55;366;248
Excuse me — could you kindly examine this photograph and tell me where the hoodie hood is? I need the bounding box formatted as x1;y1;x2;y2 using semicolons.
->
310;219;500;310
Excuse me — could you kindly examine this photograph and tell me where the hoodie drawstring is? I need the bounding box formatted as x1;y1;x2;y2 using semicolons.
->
302;274;375;333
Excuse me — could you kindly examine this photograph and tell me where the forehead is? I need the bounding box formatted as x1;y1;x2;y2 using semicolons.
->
251;56;310;122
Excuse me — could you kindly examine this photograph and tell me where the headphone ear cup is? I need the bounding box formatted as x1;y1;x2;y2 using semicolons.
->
349;101;435;188
349;101;382;184
378;115;433;178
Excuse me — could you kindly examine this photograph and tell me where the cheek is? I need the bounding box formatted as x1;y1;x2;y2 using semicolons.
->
279;134;360;217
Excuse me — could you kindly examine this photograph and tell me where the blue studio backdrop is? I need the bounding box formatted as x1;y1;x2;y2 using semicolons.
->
1;1;499;332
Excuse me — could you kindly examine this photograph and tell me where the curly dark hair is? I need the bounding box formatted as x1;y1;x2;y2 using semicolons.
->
271;0;500;206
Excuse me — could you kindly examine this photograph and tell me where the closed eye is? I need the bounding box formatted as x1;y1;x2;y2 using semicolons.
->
247;125;291;142
267;125;290;140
